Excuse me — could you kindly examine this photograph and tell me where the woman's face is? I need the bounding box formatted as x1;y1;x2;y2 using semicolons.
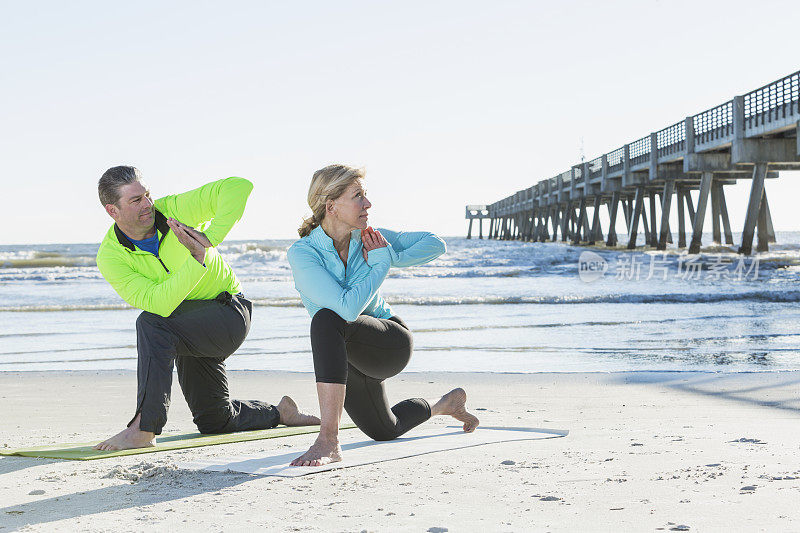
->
328;179;372;230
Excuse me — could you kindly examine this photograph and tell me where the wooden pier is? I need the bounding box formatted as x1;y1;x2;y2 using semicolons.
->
465;205;489;239
468;70;800;254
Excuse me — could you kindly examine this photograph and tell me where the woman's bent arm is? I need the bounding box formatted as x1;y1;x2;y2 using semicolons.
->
287;244;391;322
378;229;446;268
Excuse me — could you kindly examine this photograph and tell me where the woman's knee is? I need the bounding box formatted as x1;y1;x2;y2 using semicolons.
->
361;426;398;442
345;402;399;441
350;327;413;379
310;308;345;336
395;328;413;353
387;317;413;351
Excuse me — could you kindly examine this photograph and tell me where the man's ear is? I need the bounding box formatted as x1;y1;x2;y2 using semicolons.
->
104;203;118;219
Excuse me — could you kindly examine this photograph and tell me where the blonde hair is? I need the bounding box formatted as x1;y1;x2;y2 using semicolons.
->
298;164;366;237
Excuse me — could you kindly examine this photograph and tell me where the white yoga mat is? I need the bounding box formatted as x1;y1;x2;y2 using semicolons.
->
180;425;569;477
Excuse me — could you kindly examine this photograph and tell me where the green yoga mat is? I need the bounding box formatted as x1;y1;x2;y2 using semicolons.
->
0;425;355;461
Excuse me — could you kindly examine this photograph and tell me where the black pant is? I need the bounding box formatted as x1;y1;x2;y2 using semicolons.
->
310;308;431;441
132;292;280;435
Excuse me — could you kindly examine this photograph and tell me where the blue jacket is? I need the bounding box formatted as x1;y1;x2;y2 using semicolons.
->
287;226;446;321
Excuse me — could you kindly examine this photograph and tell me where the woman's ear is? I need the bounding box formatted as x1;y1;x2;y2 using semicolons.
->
326;199;335;216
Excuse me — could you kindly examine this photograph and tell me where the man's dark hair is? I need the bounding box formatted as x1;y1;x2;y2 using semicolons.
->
98;166;143;207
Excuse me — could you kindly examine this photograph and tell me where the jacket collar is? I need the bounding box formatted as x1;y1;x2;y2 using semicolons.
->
308;225;361;252
114;209;170;251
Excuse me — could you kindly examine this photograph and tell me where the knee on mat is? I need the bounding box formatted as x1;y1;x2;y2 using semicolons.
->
194;405;234;434
363;427;399;442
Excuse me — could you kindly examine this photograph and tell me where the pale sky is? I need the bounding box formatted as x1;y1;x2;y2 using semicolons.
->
1;0;798;245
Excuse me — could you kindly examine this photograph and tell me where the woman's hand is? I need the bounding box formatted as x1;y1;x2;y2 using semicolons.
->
361;227;388;262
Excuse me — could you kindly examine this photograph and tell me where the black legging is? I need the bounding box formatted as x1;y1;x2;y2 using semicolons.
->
310;308;431;441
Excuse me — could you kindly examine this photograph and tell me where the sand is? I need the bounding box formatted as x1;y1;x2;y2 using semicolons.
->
1;370;799;532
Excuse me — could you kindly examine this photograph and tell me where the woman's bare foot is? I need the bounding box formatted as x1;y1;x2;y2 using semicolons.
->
290;435;342;467
431;387;480;432
93;414;156;451
276;396;321;426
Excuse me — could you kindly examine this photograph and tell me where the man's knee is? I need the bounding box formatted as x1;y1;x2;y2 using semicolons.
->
194;403;234;434
135;311;182;357
136;311;164;333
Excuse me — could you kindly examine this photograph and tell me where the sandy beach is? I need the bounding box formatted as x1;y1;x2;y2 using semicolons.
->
0;370;798;532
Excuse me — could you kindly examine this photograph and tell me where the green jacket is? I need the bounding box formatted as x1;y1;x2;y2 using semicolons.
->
96;177;252;317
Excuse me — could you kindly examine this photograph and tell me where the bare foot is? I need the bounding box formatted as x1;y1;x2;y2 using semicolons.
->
432;388;480;432
93;414;156;451
289;435;342;467
277;396;321;426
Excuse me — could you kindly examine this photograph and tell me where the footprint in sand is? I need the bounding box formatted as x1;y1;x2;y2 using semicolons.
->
729;437;766;444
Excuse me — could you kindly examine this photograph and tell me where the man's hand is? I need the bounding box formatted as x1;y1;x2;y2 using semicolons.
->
167;218;210;264
169;218;213;247
361;227;388;262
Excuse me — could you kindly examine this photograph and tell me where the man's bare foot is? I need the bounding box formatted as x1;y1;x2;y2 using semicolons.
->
93;414;156;451
289;435;342;467
431;387;480;432
276;396;321;426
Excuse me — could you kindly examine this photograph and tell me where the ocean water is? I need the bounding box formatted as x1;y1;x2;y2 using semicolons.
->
2;233;800;373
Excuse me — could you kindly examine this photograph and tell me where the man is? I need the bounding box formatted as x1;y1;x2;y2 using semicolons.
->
94;166;318;451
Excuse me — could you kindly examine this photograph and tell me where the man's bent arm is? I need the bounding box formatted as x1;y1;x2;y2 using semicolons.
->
154;177;253;246
97;252;207;317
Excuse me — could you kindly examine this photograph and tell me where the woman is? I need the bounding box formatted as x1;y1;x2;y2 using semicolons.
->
286;164;479;466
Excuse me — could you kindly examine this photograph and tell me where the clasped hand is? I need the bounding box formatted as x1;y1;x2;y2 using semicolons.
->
361;227;388;263
167;218;212;264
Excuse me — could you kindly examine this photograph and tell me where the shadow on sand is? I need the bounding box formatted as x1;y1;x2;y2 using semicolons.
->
0;456;60;476
0;467;253;529
612;371;800;413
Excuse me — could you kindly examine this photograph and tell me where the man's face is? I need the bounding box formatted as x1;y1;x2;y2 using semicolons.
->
105;181;155;233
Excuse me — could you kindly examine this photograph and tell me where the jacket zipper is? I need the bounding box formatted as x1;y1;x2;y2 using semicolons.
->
123;228;170;272
156;230;169;273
